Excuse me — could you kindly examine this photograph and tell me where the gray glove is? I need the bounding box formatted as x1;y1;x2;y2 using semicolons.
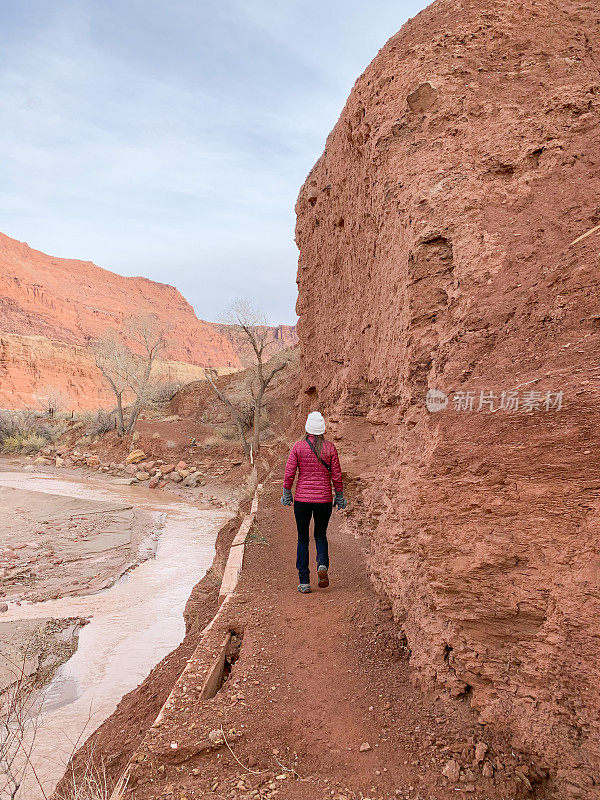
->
333;491;347;510
281;487;293;506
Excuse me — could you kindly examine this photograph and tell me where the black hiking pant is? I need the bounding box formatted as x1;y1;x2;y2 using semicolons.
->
293;500;332;584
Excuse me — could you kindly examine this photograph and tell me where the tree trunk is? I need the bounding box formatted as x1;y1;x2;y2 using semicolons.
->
126;401;141;434
116;393;125;437
252;387;265;456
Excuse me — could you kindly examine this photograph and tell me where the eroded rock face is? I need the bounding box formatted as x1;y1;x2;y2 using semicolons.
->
295;1;600;795
0;232;241;408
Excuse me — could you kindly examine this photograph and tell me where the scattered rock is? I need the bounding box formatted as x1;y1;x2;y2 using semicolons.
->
359;742;372;752
0;603;8;613
474;742;488;763
135;471;150;481
442;759;461;783
169;472;183;483
149;475;160;489
160;464;175;474
183;470;203;487
125;450;146;465
209;729;225;745
482;761;494;779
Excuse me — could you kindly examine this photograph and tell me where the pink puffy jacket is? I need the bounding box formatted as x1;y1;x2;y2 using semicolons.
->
283;436;343;503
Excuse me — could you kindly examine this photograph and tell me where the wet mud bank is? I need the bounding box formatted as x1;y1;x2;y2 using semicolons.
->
53;498;252;797
0;468;235;799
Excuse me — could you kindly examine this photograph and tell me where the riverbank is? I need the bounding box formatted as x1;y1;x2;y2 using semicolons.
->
56;463;550;800
0;462;240;800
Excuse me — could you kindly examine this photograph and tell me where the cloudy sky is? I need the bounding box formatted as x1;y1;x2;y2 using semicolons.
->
1;0;427;324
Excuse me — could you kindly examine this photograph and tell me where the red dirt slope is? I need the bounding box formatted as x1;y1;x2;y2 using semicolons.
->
295;0;600;796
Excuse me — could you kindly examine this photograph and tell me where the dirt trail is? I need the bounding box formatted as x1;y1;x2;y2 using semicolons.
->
120;473;544;800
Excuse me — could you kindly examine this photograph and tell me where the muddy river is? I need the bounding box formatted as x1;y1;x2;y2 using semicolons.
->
0;471;231;799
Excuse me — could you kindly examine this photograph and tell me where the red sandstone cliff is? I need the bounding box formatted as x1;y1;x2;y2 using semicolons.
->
0;233;242;408
0;233;241;367
295;1;600;796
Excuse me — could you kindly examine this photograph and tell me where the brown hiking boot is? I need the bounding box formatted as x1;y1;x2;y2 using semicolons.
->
317;566;329;588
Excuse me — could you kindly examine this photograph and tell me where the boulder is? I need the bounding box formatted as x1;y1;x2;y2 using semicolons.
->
135;471;150;481
148;475;160;489
183;471;203;487
160;464;175;474
169;472;183;483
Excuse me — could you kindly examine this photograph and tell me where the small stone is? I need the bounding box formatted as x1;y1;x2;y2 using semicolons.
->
482;761;494;778
442;759;461;783
0;603;8;613
359;742;372;752
208;729;224;745
135;471;150;481
474;742;488;763
149;475;160;489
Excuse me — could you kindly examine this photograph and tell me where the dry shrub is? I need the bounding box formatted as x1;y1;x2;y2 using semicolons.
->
0;411;53;454
86;411;116;437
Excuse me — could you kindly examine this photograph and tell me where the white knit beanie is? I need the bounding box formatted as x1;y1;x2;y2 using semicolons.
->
305;411;326;435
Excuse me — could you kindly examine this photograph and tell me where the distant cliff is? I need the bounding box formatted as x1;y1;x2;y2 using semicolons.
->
0;232;243;409
216;322;297;367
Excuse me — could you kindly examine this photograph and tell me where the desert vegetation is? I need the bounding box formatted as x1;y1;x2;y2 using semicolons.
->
0;411;65;455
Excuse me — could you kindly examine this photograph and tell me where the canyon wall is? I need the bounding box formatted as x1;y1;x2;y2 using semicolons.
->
295;0;600;796
0;233;283;409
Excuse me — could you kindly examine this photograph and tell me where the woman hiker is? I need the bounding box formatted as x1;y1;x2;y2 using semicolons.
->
281;411;348;593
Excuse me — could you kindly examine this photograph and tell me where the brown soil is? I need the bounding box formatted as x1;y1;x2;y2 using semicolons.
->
62;468;548;800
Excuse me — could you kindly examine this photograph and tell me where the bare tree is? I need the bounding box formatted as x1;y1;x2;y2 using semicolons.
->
123;314;167;434
34;386;71;417
91;332;132;437
212;299;287;459
91;314;167;437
